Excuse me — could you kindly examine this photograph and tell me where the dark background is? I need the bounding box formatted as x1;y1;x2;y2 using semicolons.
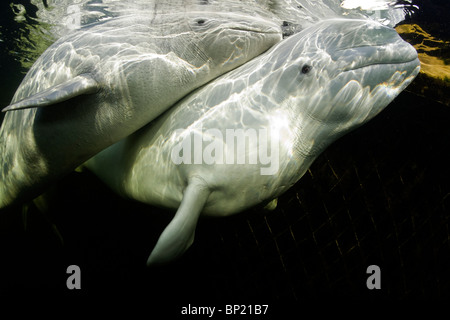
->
0;0;449;310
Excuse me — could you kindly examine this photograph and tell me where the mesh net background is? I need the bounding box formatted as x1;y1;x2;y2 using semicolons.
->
2;91;448;301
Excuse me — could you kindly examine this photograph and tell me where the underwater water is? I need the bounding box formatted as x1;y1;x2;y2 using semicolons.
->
0;0;449;306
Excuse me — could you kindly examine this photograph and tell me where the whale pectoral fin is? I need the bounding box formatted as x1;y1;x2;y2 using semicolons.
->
146;177;210;266
263;198;278;211
2;74;99;112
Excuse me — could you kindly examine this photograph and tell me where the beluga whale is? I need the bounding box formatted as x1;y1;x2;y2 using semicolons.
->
0;10;282;208
84;18;420;265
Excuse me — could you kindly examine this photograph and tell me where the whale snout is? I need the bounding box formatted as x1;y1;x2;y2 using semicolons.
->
325;19;419;72
205;14;282;70
215;12;282;35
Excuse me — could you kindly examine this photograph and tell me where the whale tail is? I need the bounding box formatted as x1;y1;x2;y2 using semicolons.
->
146;177;210;266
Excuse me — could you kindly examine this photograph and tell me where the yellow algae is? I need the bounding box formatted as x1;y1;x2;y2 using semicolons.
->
396;24;450;80
418;53;450;82
396;23;450;105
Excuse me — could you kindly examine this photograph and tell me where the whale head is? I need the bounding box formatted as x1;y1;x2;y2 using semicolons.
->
185;11;282;71
265;18;420;157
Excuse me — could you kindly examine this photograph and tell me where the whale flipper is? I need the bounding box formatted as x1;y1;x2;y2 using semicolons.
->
2;74;99;112
146;177;210;266
263;198;278;211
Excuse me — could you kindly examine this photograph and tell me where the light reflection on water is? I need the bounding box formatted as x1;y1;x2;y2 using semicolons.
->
0;0;422;135
3;0;415;73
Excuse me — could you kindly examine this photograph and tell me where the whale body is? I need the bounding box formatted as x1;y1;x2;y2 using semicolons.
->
0;11;282;208
85;18;420;265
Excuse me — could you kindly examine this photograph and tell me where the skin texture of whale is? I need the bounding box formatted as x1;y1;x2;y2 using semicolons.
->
85;18;420;265
0;11;282;208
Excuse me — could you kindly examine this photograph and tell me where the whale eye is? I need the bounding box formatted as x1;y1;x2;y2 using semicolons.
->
301;64;312;74
196;19;206;25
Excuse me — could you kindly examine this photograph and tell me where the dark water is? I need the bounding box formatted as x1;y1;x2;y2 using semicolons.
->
0;0;449;307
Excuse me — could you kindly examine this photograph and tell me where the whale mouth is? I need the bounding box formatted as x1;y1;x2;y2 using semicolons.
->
337;55;420;91
220;13;282;35
228;25;281;35
344;56;420;73
228;27;280;34
327;38;420;97
336;41;419;73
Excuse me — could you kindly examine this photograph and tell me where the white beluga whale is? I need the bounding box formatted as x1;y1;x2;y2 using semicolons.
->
0;11;282;208
84;18;420;265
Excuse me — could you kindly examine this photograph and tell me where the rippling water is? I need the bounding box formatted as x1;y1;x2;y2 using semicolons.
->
0;0;449;302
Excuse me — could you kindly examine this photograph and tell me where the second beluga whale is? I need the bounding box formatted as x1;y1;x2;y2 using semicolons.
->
0;10;282;208
84;18;420;265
